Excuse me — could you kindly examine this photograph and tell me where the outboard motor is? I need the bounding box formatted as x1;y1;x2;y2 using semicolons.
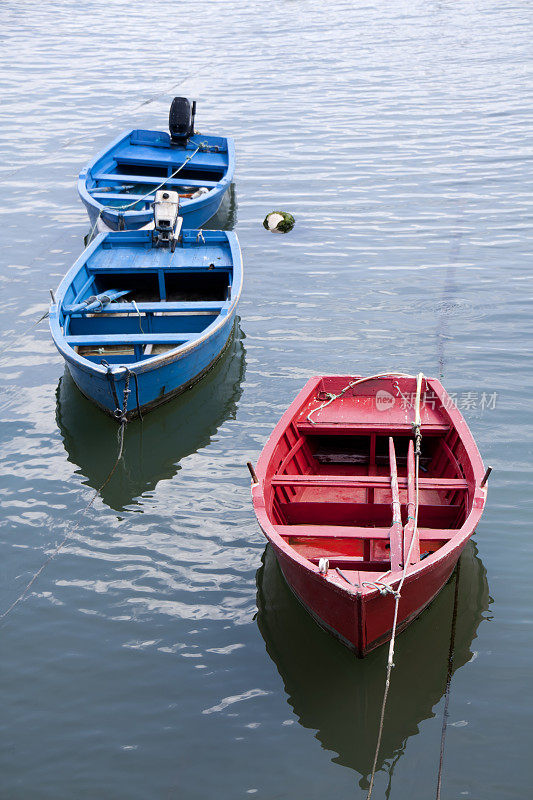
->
152;190;182;251
169;97;196;145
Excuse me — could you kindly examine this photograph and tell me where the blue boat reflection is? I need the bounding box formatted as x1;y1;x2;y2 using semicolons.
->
56;323;246;511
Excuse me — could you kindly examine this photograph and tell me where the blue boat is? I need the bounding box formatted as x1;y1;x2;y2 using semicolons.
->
78;98;235;232
49;197;243;419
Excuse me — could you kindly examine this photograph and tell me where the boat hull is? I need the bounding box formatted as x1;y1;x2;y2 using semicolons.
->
78;128;235;232
270;537;463;657
251;374;487;656
50;227;243;420
64;314;236;419
82;184;228;233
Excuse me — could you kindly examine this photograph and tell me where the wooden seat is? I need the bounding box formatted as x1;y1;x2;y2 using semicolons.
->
277;501;462;529
308;556;391;571
274;525;457;541
87;264;230;274
271;474;468;491
88;191;154;202
94;171;218;189
297;421;449;436
65;301;226;316
66;332;195;347
114;149;226;168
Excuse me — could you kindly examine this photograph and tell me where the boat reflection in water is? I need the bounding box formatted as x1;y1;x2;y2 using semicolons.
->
56;322;245;511
203;182;237;231
256;540;489;790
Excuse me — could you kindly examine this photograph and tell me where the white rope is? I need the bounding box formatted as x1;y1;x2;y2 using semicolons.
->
307;372;416;424
86;208;104;245
86;148;202;245
366;372;425;799
132;300;144;333
113;143;203;212
84;142;204;243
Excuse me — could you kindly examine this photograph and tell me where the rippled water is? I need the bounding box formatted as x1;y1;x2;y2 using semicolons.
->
0;1;531;798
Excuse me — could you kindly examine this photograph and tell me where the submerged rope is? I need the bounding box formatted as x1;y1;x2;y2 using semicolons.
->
435;558;461;800
366;372;425;799
0;377;132;624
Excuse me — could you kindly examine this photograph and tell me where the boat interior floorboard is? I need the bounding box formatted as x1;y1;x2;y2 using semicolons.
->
268;422;468;574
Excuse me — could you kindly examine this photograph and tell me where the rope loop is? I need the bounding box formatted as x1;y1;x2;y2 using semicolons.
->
362;581;401;599
190;138;210;152
316;391;335;402
335;567;358;588
307;372;417;424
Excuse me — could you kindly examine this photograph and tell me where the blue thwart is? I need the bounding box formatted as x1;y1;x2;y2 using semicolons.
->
49;227;243;419
78;102;235;232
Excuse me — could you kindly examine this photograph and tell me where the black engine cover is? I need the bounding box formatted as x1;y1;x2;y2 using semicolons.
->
169;97;196;144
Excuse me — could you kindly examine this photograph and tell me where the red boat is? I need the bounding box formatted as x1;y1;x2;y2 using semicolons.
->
250;374;488;657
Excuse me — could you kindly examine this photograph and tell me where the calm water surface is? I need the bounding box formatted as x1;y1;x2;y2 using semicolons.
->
0;1;531;798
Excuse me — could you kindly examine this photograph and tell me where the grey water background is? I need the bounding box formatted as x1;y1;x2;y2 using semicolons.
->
0;0;531;797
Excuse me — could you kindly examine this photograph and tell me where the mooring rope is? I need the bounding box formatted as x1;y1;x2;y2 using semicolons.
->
366;372;425;800
0;375;132;624
435;558;461;800
124;367;143;422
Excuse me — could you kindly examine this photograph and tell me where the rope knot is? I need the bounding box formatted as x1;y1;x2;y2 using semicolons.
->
412;422;422;455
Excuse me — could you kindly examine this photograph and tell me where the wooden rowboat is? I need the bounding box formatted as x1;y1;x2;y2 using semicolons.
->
250;374;488;657
49;199;242;419
78;98;235;232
